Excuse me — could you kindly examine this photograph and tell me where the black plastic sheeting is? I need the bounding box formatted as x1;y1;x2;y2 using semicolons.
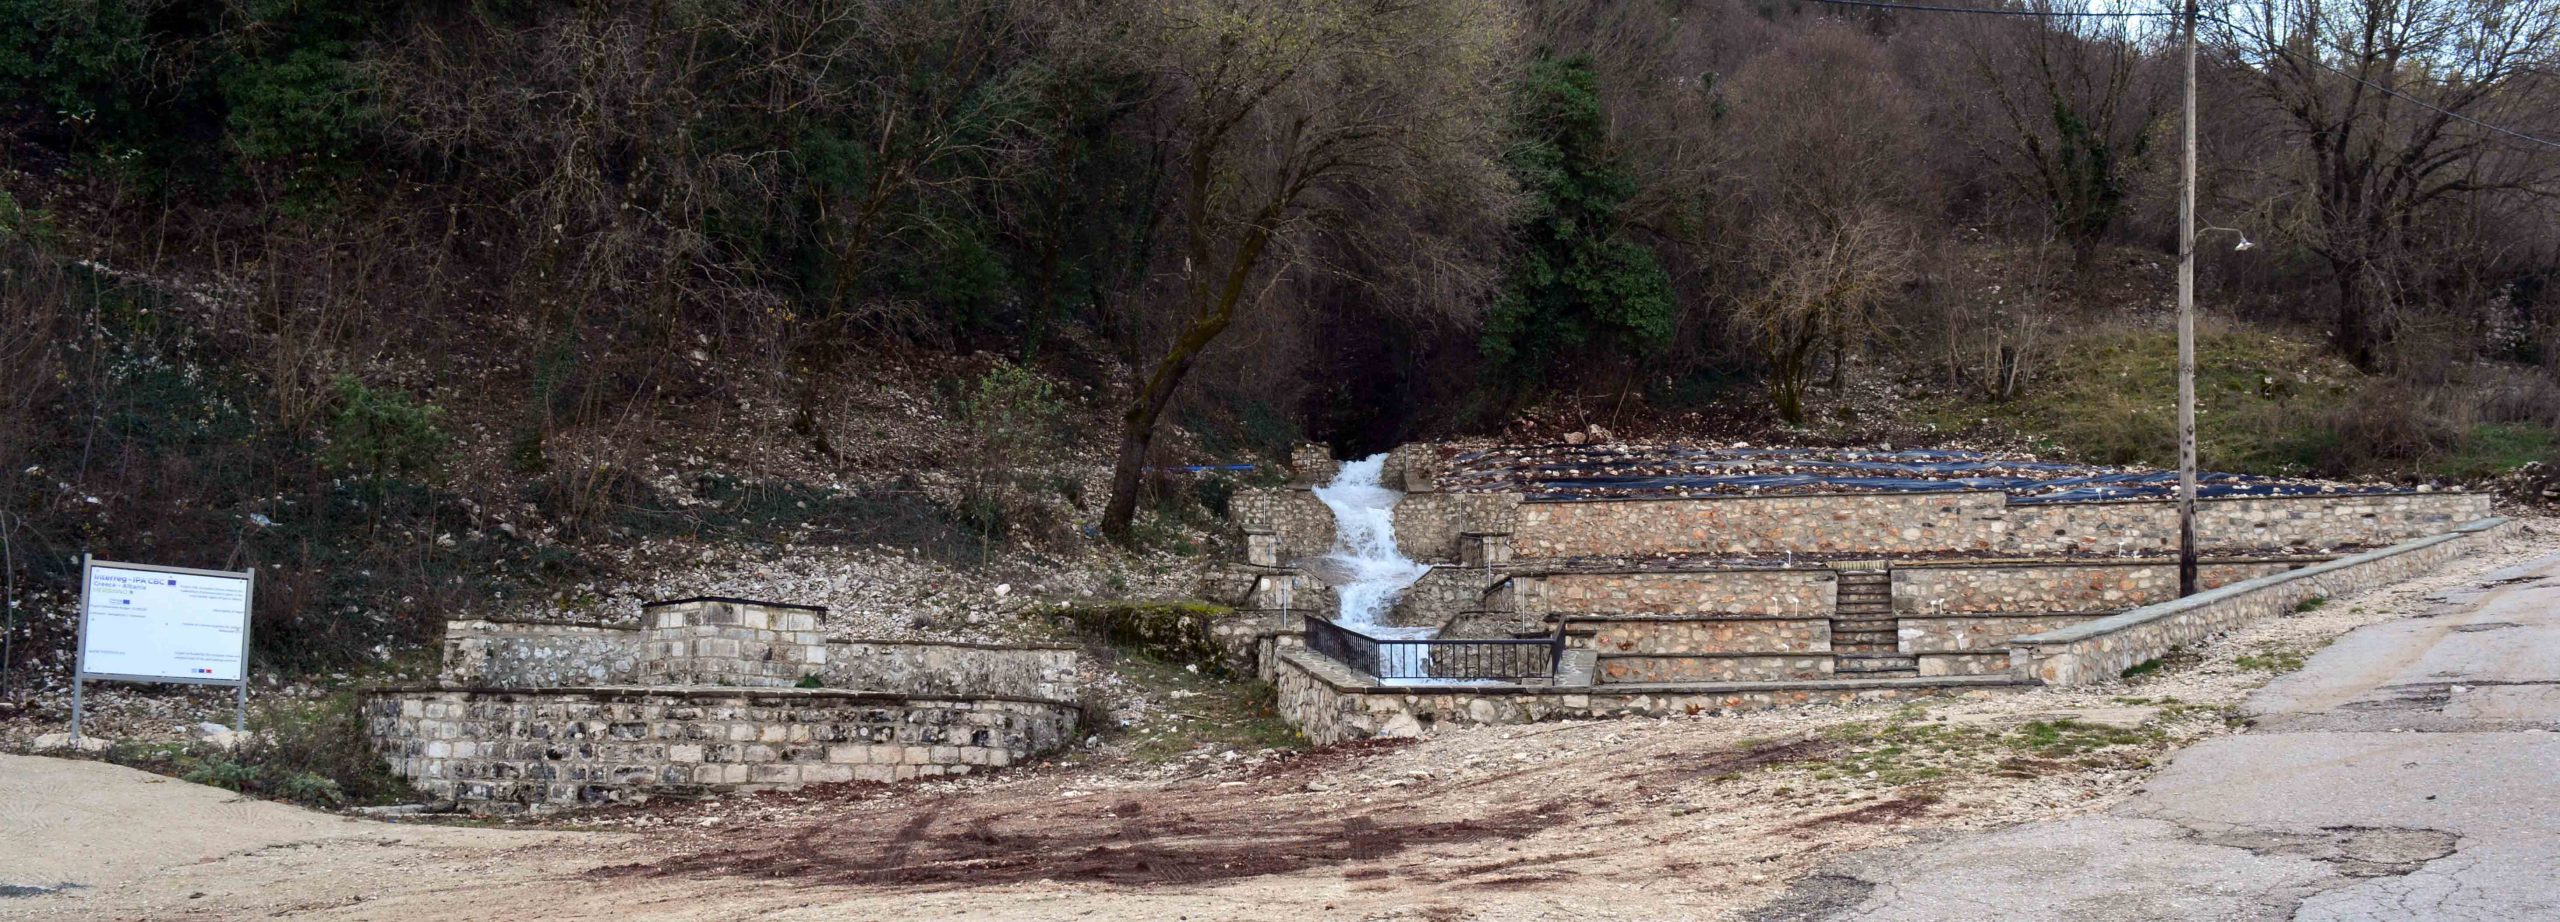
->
1441;446;2402;503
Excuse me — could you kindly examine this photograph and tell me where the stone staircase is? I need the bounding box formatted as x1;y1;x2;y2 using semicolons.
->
1830;565;1917;677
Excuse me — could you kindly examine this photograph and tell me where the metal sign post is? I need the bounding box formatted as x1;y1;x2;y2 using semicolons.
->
70;555;256;743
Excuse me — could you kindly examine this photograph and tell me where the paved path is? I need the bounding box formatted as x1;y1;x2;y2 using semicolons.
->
1762;552;2560;922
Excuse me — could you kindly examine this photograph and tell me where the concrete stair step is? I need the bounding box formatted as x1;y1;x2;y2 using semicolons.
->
1832;631;1898;645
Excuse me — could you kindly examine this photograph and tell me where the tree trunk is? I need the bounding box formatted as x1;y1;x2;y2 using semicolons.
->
1098;397;1166;545
1098;338;1211;543
1768;326;1820;425
2336;270;2382;371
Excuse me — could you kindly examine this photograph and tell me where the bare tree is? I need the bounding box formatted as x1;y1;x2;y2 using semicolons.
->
1966;5;2169;269
2220;0;2560;368
1095;0;1519;541
1718;24;1924;424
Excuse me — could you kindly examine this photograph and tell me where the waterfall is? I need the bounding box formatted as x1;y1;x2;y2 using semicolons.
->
1313;453;1431;637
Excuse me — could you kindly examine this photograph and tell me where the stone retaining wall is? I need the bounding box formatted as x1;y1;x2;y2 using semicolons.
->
1513;568;1835;617
1232;489;1335;564
1891;560;2305;615
439;620;642;688
1898;613;2105;654
1390;492;1523;563
640;598;827;687
1209;609;1303;678
1596;654;1832;683
2009;517;2514;684
2003;493;2492;556
1390;566;1496;629
820;641;1079;701
1512;492;2008;559
1272;647;2023;745
431;605;1074;699
365;687;1078;812
1582;615;1831;655
1916;652;2014;677
1500;491;2485;562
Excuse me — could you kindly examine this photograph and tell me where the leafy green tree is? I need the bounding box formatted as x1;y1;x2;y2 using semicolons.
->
1480;54;1676;389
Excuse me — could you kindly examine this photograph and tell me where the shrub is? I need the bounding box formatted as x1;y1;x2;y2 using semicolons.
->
2313;379;2467;475
102;692;412;809
321;376;448;487
959;361;1070;464
951;361;1076;546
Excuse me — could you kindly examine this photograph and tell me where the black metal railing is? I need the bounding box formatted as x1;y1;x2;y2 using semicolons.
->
1302;615;1563;682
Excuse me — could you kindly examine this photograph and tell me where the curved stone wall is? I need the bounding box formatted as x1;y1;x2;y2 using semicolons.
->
365;686;1079;812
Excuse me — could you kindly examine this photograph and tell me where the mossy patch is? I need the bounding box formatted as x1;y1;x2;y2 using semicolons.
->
2235;647;2309;673
1802;705;2177;786
1049;600;1238;677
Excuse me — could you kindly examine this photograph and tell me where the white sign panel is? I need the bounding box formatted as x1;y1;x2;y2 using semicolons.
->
80;562;252;684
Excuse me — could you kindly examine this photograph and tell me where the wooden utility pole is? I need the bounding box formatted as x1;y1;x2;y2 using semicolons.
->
2176;0;2200;597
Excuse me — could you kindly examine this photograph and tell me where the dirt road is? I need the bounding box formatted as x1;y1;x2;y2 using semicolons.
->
6;523;2550;922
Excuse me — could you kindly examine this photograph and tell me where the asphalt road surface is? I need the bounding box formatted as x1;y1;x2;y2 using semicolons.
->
1760;551;2560;922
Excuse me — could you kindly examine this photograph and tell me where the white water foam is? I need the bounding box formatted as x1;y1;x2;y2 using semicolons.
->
1312;453;1432;639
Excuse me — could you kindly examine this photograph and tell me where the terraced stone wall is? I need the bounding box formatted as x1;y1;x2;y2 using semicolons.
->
1232;489;1335;563
2011;518;2513;684
1513;568;1836;617
439;620;641;688
1891;560;2307;615
1272;647;2022;744
2002;492;2492;556
820;641;1079;701
1510;492;2008;559
365;687;1077;812
1582;615;1830;654
1495;491;2486;562
1595;654;1833;683
640;599;827;687
1391;566;1499;630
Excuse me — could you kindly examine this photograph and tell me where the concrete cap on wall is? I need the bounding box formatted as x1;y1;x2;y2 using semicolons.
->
640;596;828;614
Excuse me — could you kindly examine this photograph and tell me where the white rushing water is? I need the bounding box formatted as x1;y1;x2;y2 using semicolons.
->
1312;453;1432;638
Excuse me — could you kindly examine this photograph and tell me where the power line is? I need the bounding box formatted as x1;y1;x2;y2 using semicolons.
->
1793;0;2176;17
1798;0;2560;154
